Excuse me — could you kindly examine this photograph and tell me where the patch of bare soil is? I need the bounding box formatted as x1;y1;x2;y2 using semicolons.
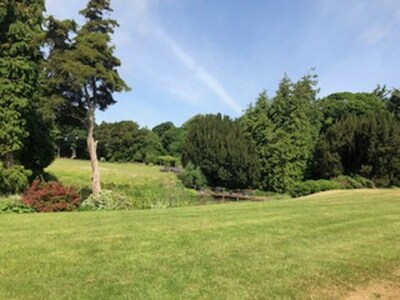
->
344;272;400;300
313;270;400;299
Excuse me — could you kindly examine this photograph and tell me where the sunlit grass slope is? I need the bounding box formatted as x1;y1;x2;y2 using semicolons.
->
46;159;196;208
1;189;399;299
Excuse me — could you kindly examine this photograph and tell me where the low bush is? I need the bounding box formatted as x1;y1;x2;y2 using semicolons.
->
23;180;81;212
0;195;34;214
178;162;207;190
158;156;179;167
0;165;32;195
80;190;133;211
371;177;391;188
353;175;376;188
290;176;374;197
290;180;342;197
334;176;363;189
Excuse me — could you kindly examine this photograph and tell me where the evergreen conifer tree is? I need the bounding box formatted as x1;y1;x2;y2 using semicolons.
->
0;0;46;168
46;0;130;195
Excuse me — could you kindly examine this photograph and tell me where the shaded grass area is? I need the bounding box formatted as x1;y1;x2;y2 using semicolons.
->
1;189;399;299
46;159;197;208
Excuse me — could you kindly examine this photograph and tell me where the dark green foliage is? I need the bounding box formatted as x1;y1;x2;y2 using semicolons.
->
243;73;321;193
56;125;88;159
161;127;184;157
319;92;385;130
153;122;184;156
0;165;32;195
96;121;163;163
241;91;273;190
313;111;400;186
182;114;259;189
141;129;164;164
178;162;207;190
152;122;175;138
0;0;46;166
387;88;400;119
18;109;57;175
373;84;391;102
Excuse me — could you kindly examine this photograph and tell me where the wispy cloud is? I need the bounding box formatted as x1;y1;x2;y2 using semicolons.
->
361;23;393;44
114;0;242;114
46;0;242;115
155;29;242;113
360;0;400;44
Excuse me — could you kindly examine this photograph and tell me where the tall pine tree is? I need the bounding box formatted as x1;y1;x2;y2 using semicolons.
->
265;74;320;193
47;0;130;195
241;91;273;190
0;0;45;168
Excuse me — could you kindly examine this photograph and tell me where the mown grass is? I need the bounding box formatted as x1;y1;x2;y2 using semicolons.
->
1;189;399;299
46;159;197;208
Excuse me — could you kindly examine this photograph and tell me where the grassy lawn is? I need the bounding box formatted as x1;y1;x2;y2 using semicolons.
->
1;189;400;299
46;159;196;208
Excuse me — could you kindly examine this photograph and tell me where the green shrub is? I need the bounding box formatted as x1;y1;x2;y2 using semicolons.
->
334;176;363;189
290;175;374;197
81;190;133;211
371;177;391;188
158;156;179;167
178;162;207;190
23;180;81;213
0;165;32;195
0;195;34;214
290;181;318;198
353;175;375;188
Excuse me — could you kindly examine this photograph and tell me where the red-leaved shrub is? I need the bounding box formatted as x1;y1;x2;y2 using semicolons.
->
23;180;81;213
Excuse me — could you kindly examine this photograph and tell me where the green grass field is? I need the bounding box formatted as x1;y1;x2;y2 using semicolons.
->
1;189;399;299
46;159;197;208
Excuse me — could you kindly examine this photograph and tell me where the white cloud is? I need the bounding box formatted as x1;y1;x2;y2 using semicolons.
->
114;0;241;113
361;23;393;44
114;0;156;37
155;29;242;114
360;0;400;44
47;0;241;114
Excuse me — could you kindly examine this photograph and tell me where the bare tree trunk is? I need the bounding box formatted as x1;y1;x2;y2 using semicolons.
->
87;107;101;195
4;153;13;169
57;145;61;158
70;146;77;159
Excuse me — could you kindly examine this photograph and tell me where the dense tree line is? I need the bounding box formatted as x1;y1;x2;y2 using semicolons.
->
1;1;399;196
181;75;400;192
96;121;162;163
314;111;400;186
55;121;185;165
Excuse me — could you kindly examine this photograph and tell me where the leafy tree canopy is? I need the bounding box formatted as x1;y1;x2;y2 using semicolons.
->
319;92;385;130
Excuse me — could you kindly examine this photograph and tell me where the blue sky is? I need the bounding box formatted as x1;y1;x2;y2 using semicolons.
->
46;0;400;128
